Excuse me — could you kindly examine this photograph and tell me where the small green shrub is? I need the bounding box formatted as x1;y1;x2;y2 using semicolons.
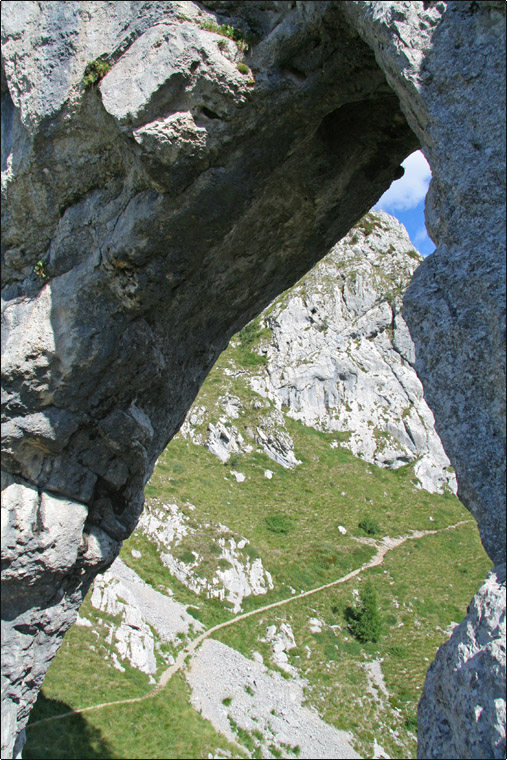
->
237;350;267;369
354;213;383;236
83;58;111;88
358;517;380;535
237;62;250;75
200;19;234;37
34;260;49;281
197;19;258;51
228;452;242;469
236;316;270;367
265;513;293;535
240;318;262;346
187;607;204;621
348;580;382;643
222;696;232;706
244;544;260;560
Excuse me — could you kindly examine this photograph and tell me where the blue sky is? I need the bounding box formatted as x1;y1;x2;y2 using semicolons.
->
374;150;435;257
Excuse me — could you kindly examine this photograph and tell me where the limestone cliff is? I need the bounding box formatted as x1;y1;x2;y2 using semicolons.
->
182;210;456;494
1;2;505;758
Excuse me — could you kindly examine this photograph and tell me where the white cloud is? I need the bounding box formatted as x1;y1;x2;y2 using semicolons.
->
414;225;430;245
375;150;431;212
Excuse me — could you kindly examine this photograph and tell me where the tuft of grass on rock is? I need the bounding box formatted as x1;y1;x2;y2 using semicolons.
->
83;58;111;89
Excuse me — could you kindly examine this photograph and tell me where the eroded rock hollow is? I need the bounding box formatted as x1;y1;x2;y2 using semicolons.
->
1;1;505;758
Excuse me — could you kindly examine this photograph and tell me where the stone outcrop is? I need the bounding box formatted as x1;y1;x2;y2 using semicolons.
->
89;556;203;675
417;563;506;760
138;500;274;613
1;2;505;758
181;210;457;493
250;211;455;493
339;6;506;757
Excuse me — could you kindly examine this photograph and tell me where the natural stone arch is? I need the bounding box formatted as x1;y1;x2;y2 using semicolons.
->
1;2;505;758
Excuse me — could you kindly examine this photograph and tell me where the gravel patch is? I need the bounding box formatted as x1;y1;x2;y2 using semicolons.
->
186;638;362;759
93;557;203;641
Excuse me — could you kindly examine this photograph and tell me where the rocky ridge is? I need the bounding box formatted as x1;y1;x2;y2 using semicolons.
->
181;211;456;494
87;555;203;676
417;563;506;759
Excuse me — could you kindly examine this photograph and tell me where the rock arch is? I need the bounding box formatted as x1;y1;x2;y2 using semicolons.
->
1;2;505;757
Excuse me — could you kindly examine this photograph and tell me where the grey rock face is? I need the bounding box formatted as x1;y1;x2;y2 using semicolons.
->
343;0;506;566
342;2;506;757
182;211;456;493
249;211;456;493
417;563;506;760
1;1;505;757
89;556;203;675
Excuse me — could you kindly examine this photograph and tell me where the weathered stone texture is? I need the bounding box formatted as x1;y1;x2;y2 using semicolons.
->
343;0;506;566
248;211;457;493
343;4;506;757
183;211;458;493
418;563;506;760
1;1;505;757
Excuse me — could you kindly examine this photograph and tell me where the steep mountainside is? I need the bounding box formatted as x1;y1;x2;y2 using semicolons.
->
23;214;492;760
181;211;456;494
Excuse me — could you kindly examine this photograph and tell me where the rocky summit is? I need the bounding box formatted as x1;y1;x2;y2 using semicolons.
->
1;2;505;758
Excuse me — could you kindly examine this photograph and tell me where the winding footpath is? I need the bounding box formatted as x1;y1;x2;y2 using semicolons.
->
27;520;472;728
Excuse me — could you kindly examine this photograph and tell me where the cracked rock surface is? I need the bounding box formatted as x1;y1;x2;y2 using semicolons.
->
247;211;457;493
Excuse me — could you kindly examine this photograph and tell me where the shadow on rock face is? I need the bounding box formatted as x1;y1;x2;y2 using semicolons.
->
23;691;114;760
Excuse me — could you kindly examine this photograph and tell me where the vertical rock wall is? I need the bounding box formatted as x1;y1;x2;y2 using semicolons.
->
342;3;506;757
1;1;505;757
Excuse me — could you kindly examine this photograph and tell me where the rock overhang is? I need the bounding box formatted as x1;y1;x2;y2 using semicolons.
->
2;0;419;512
